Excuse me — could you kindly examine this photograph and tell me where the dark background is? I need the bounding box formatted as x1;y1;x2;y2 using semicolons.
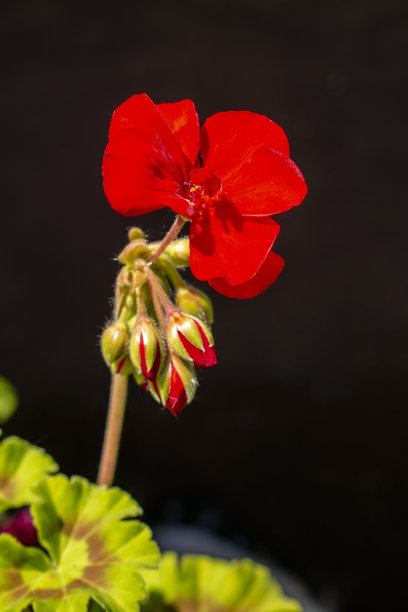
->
1;1;407;610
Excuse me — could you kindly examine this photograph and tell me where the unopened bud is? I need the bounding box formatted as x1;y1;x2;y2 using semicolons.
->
128;227;145;241
167;311;217;369
129;317;164;380
175;286;214;324
118;239;149;265
164;239;190;267
101;323;129;365
157;353;197;416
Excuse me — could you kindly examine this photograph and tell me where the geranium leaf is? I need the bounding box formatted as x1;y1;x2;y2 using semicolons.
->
0;378;18;425
141;552;301;612
0;475;159;612
0;437;58;513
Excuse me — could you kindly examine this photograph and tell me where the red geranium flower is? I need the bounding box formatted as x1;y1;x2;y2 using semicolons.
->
103;94;307;298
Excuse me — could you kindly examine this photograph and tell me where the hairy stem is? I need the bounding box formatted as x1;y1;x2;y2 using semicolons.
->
148;215;186;264
143;265;175;315
97;373;129;486
151;286;167;331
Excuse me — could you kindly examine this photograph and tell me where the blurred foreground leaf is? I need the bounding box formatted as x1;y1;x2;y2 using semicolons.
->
0;378;17;425
141;552;301;612
0;437;58;513
0;475;159;612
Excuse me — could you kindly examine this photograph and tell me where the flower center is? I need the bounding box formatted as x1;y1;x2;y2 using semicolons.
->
184;168;222;215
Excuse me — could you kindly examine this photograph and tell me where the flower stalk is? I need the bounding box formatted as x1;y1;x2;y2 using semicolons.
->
148;215;186;264
97;373;129;486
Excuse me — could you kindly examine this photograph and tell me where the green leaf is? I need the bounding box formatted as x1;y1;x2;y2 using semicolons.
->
0;437;58;513
0;378;18;425
141;552;301;612
0;475;159;612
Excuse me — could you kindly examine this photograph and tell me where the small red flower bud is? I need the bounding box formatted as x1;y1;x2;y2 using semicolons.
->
129;317;164;380
157;353;197;416
167;311;217;369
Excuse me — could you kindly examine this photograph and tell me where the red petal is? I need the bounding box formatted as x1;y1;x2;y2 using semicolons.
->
222;147;307;217
103;94;192;217
190;204;280;285
209;251;285;298
200;111;289;179
157;100;200;167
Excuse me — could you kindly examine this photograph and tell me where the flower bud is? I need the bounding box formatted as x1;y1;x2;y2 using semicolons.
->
129;317;164;380
101;323;129;365
128;227;145;241
164;238;190;267
167;311;217;369
157;353;197;416
118;239;150;265
175;286;214;324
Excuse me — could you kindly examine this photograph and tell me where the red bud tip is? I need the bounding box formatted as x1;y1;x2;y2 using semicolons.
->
166;363;188;416
139;330;161;379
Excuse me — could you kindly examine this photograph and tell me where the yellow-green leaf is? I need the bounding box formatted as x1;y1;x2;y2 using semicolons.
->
0;475;159;612
141;552;301;612
0;437;58;513
0;378;18;425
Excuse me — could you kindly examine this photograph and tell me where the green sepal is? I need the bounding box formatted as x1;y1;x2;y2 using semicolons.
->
0;475;159;612
141;552;301;612
0;378;18;425
0;437;58;513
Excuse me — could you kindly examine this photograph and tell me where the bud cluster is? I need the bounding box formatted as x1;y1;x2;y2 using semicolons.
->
101;228;216;416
